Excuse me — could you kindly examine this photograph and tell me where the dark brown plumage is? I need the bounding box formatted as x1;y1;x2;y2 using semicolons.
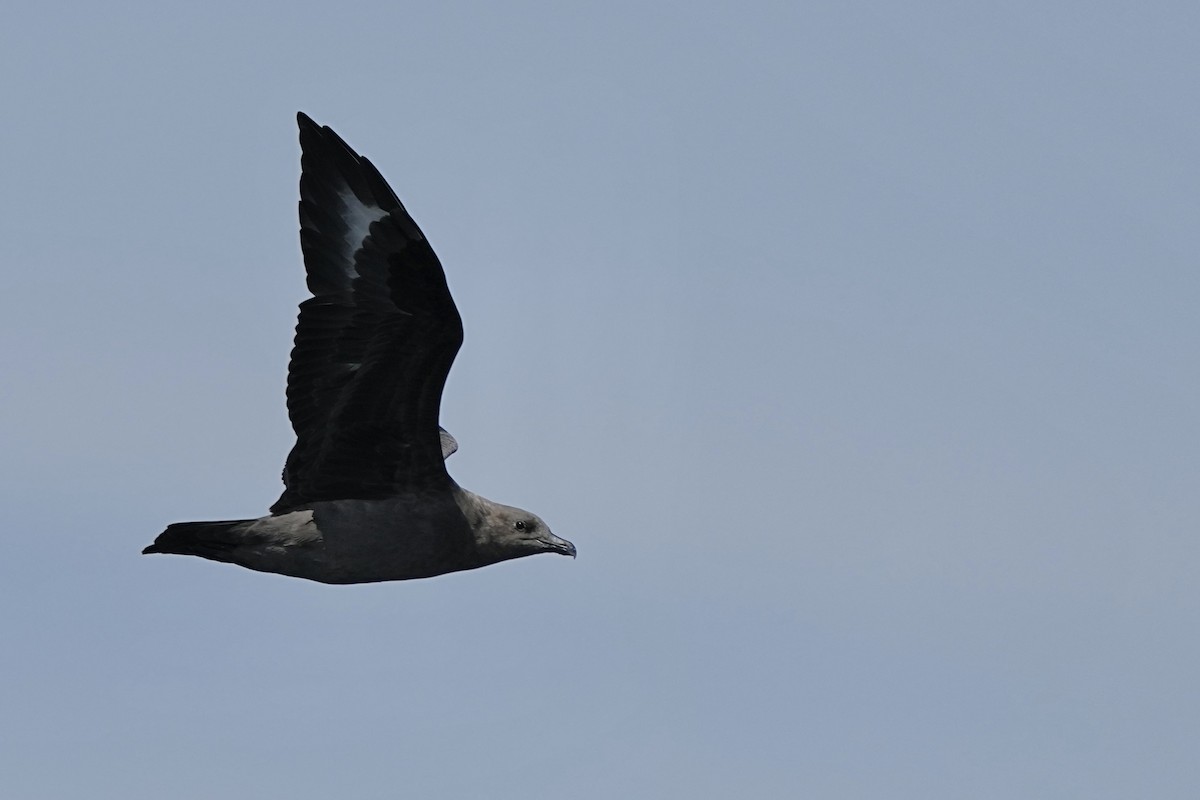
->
143;113;574;584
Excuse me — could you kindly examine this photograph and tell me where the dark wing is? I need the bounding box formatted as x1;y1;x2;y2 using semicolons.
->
271;113;463;513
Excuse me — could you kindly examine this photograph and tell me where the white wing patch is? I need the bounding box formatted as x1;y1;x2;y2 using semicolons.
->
338;188;390;267
335;189;389;373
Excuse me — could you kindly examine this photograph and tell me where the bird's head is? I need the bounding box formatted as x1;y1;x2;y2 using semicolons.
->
479;502;576;561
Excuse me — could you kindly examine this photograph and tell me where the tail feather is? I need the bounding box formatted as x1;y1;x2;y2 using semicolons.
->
143;519;254;563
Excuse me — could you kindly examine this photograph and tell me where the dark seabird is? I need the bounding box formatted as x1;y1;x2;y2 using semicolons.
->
143;113;575;584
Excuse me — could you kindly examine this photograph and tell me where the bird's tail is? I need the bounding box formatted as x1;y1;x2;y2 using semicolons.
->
142;519;255;563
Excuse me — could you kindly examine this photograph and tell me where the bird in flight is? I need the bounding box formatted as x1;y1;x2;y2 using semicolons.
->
143;113;575;584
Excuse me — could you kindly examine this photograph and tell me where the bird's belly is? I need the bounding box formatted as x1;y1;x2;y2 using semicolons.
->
242;497;475;584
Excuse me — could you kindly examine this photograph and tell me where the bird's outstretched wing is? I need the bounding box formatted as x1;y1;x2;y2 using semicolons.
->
271;113;462;513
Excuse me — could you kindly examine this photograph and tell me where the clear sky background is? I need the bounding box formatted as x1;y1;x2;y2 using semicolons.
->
2;2;1198;797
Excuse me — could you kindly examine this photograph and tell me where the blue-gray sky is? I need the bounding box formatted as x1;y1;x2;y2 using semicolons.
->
3;1;1198;797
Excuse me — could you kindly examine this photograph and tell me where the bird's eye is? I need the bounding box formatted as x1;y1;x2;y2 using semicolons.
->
514;520;527;532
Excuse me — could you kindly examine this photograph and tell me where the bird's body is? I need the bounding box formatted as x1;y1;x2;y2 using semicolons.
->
144;113;574;584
